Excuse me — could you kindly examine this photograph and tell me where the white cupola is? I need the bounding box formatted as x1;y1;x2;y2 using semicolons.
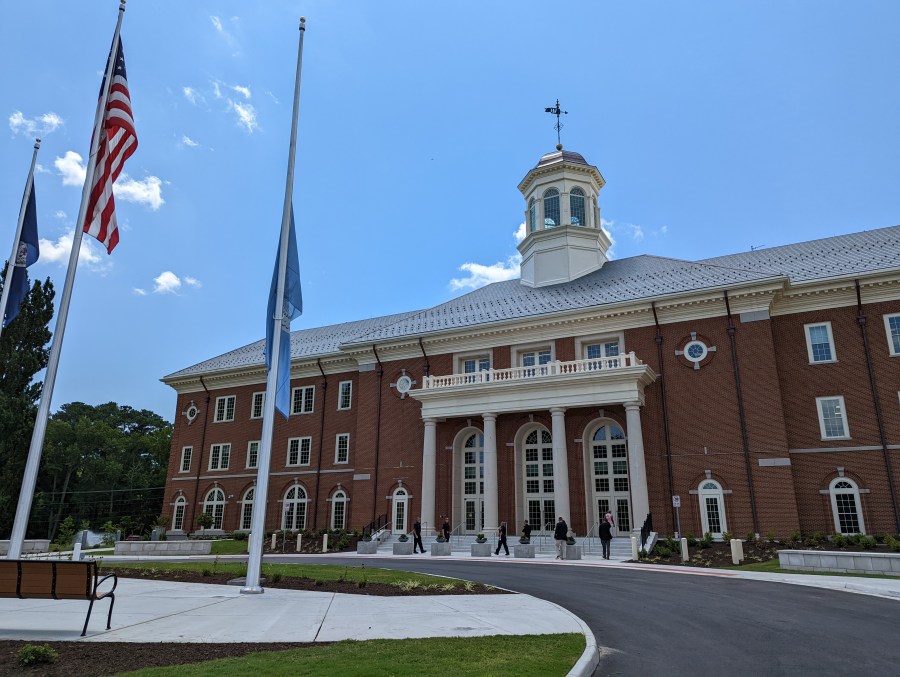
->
517;145;610;288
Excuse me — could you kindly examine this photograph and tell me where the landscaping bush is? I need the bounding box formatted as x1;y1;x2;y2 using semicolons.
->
397;534;409;542
744;532;755;543
18;644;58;667
721;531;733;543
655;546;672;558
831;533;847;548
885;535;900;553
685;533;698;547
860;536;877;550
700;532;713;549
231;531;248;541
789;530;802;544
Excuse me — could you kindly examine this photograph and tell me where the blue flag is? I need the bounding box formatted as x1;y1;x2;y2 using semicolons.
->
3;183;40;328
265;208;302;418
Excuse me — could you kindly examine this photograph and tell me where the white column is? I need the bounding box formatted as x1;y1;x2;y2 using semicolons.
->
482;413;499;534
550;407;571;523
420;418;437;536
625;401;650;532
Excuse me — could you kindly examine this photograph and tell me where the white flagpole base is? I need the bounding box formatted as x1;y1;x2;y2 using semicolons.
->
240;586;265;595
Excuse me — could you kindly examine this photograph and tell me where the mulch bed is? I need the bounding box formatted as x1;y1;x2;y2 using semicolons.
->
3;567;508;675
635;540;898;568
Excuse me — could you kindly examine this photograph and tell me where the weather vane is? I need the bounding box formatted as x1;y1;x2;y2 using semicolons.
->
544;99;568;147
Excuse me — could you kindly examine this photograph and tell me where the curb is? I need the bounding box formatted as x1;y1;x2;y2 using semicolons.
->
539;599;599;677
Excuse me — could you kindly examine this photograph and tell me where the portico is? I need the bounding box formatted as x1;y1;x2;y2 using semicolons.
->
410;354;657;536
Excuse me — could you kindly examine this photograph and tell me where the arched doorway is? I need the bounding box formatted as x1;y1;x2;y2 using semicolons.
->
331;489;348;530
282;485;308;531
698;480;727;540
240;488;254;531
202;488;225;530
392;487;409;534
523;428;555;534
588;421;631;533
461;432;485;534
829;478;865;534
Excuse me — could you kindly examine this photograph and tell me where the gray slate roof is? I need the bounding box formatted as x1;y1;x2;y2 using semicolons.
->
164;225;900;381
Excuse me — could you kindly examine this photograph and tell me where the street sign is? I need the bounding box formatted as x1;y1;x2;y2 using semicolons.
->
672;495;681;508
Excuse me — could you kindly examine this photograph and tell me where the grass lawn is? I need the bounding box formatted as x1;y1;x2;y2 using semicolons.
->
209;540;249;555
732;558;900;580
100;561;470;587
115;634;585;677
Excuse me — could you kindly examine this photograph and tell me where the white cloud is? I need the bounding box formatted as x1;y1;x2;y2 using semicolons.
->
659;225;669;235
231;85;251;99
182;87;203;105
54;151;164;210
153;271;182;294
38;231;104;268
181;135;199;147
628;224;644;241
210;15;224;32
450;255;522;291
133;288;148;296
184;276;202;288
212;81;223;99
514;222;526;244
34;164;50;174
54;210;67;220
231;100;258;133
9;110;64;136
210;15;237;48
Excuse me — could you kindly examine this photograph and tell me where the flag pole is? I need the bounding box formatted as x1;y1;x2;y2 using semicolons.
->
242;16;307;594
0;138;41;343
5;1;127;560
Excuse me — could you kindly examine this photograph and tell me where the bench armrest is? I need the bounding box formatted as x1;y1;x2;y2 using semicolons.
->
94;572;118;600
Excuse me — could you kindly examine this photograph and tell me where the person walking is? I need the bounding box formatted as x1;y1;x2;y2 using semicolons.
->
598;518;613;560
495;521;509;555
521;519;532;541
554;516;568;559
412;517;425;553
441;516;451;543
604;509;615;536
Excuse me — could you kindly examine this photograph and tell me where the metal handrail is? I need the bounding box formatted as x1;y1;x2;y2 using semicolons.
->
582;521;602;553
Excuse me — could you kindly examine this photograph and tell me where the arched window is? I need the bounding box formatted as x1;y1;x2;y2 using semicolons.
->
698;480;727;539
570;187;585;226
543;188;560;228
523;429;555;533
240;488;255;531
528;198;537;233
283;485;308;531
392;487;409;533
331;490;348;530
462;433;485;534
830;478;865;534
172;496;187;531
203;488;225;530
591;422;630;532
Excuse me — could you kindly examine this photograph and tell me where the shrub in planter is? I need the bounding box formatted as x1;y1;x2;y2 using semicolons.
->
436;535;446;543
745;532;755;543
861;536;877;550
519;536;530;544
685;533;698;547
475;533;487;544
18;644;58;667
700;532;713;549
885;535;900;553
231;531;248;541
789;530;802;544
656;546;672;558
721;531;733;543
831;533;847;548
766;531;777;543
398;534;409;542
566;533;577;546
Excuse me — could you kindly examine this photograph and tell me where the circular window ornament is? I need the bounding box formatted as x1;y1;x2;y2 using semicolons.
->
183;401;200;425
395;375;413;394
675;333;717;370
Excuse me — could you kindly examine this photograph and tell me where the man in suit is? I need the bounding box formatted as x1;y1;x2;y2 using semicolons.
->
413;517;424;553
495;521;509;555
554;516;568;559
598;518;613;559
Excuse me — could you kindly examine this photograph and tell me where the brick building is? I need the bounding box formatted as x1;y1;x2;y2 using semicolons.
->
161;148;900;541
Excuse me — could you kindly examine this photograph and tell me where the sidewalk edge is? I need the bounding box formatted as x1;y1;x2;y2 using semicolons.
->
538;599;599;677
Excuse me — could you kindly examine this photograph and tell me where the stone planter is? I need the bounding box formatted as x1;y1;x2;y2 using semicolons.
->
0;539;51;555
778;549;900;575
393;541;414;555
431;542;451;556
471;542;492;557
514;544;536;558
563;544;582;560
356;540;379;554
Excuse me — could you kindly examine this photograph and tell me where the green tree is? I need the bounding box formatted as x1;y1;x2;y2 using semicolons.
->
0;271;54;537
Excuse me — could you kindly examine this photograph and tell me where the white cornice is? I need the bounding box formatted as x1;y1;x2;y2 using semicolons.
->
518;160;605;195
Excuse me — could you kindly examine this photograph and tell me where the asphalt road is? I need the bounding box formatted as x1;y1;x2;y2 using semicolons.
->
267;555;900;676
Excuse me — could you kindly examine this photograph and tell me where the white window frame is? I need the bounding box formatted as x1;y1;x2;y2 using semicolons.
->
330;490;348;530
455;349;492;375
338;381;353;410
698;480;727;540
335;433;350;464
816;396;850;440
214;395;236;422
246;440;260;469
291;385;315;415
829;478;866;535
282;485;308;531
287;436;312;467
179;446;192;473
172;496;187;531
250;392;265;419
392;487;409;534
512;341;555;370
575;333;625;364
208;443;231;471
203;488;225;530
240;488;255;531
884;313;900;357
804;322;837;364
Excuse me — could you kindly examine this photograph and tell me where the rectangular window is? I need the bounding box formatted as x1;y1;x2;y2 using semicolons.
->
335;433;350;464
332;500;346;530
287;437;312;466
246;441;259;469
250;392;265;419
214;395;236;422
805;322;836;363
885;314;900;356
817;396;850;439
291;386;315;415
584;339;622;369
461;356;491;383
209;443;231;470
173;503;185;531
179;447;192;473
338;381;352;410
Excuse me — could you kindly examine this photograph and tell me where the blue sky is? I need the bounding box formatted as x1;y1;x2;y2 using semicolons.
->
2;1;899;421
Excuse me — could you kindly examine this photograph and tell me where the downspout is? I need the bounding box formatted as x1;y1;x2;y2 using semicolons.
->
312;359;328;529
371;345;385;524
652;302;677;533
854;280;900;532
724;291;760;535
419;338;431;376
188;376;212;531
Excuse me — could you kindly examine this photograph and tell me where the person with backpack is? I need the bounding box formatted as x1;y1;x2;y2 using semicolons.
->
554;516;568;559
598;518;613;559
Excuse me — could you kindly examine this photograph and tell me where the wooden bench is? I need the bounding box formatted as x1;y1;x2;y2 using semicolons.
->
0;560;117;636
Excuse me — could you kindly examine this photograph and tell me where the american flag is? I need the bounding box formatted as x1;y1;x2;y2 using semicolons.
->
84;36;137;254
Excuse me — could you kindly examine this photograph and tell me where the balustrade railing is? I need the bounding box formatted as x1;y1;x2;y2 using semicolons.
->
421;353;642;390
